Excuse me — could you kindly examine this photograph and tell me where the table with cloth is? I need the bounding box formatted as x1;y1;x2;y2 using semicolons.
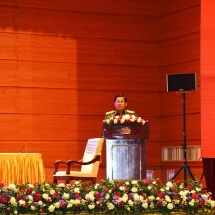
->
0;153;45;185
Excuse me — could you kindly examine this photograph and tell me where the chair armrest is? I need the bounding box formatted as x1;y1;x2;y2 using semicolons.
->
66;155;101;174
54;160;66;174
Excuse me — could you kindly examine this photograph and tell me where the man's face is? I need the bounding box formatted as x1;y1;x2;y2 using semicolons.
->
114;97;127;112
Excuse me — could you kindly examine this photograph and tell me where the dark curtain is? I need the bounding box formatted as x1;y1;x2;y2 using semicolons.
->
202;158;215;199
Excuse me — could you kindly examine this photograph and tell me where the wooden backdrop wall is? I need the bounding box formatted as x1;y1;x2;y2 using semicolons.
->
0;0;160;181
159;0;202;179
0;0;202;182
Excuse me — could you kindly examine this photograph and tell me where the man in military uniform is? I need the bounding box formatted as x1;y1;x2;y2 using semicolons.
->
105;94;136;119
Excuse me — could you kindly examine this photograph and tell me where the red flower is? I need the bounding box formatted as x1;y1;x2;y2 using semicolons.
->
97;202;102;207
16;194;22;200
115;192;121;197
118;201;123;206
125;186;130;192
39;209;44;213
84;182;89;187
1;195;7;203
179;204;184;209
156;179;162;184
157;193;163;198
95;193;101;200
187;185;192;190
104;187;109;192
198;179;202;184
173;195;179;200
202;189;207;194
192;193;199;199
119;180;124;185
35;193;41;201
143;179;150;184
75;193;81;199
199;201;205;207
26;188;32;193
0;182;4;187
157;201;162;206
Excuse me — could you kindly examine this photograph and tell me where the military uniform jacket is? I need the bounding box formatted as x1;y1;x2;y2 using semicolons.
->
105;110;136;120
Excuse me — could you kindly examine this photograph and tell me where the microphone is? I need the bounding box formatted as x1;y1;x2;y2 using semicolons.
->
18;143;26;153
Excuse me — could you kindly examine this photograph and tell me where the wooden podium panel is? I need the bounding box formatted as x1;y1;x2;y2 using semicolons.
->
106;139;146;180
103;123;149;180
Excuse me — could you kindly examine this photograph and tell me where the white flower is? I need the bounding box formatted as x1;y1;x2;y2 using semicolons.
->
14;211;18;214
8;184;16;191
88;203;95;209
121;193;128;203
149;202;155;209
62;193;70;199
75;199;81;205
119;186;125;191
27;195;33;202
85;193;95;201
10;197;17;206
114;118;118;124
106;119;110;124
179;191;186;196
179;184;184;189
165;195;171;202
148;196;155;201
166;181;173;188
125;181;130;185
57;183;65;188
160;188;165;192
131;187;138;192
142;202;148;209
27;183;34;188
107;202;115;210
189;199;195;206
48;205;55;212
105;193;110;200
128;199;133;206
74;187;80;193
147;185;152;190
42;193;49;200
19;199;26;206
133;193;140;201
167;203;174;210
131;180;138;185
74;180;80;185
38;200;43;206
165;186;170;191
31;205;35;211
196;187;201;192
50;189;55;195
55;202;60;208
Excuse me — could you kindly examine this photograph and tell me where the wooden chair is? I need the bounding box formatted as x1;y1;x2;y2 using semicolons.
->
53;138;104;184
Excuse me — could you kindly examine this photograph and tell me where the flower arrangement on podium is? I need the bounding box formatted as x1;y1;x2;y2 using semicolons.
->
103;114;147;126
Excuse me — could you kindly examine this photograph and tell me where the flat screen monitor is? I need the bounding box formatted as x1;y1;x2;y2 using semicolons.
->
166;73;197;92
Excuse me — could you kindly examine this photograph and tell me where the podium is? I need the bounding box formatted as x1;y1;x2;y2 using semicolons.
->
102;122;150;180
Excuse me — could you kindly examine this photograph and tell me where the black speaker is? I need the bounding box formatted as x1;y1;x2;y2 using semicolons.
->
166;73;197;92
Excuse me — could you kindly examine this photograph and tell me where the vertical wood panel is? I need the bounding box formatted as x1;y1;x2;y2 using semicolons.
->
201;0;215;158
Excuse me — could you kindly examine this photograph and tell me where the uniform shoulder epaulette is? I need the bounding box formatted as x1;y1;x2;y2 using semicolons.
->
105;110;115;115
126;110;135;114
